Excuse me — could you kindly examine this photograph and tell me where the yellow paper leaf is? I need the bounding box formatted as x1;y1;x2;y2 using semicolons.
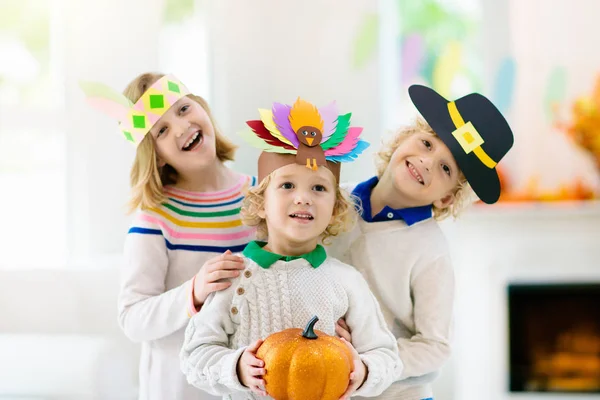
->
432;41;462;98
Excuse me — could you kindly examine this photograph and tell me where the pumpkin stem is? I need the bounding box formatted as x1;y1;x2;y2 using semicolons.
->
302;315;319;339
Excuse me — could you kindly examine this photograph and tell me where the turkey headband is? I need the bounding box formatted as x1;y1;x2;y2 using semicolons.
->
79;75;191;147
240;98;370;182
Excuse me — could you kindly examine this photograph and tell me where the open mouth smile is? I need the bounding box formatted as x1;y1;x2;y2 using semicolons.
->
182;130;203;151
406;161;424;185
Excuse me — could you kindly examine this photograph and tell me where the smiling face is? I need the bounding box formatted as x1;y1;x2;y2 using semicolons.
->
295;125;323;147
148;96;217;178
258;163;336;251
381;131;461;209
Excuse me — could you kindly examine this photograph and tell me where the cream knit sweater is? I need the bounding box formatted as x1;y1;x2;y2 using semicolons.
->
180;255;403;399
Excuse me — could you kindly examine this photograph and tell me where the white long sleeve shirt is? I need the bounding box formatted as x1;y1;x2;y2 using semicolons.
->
326;181;455;400
180;245;403;399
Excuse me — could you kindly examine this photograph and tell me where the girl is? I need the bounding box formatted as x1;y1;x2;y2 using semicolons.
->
82;72;256;400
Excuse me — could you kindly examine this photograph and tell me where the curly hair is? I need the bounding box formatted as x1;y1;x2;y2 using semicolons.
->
241;173;357;245
374;117;474;221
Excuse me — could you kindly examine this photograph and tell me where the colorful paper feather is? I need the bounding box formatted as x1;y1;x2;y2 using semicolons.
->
289;98;324;134
326;140;370;162
318;101;339;142
321;113;352;150
259;109;294;147
325;126;363;156
271;103;298;147
80;75;191;147
79;81;133;121
240;98;369;164
246;120;295;150
238;128;296;154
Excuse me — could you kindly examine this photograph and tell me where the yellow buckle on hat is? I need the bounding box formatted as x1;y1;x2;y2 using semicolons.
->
447;101;497;169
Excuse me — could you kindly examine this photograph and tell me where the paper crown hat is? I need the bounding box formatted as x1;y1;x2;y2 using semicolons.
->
408;85;514;204
79;74;191;146
239;98;369;182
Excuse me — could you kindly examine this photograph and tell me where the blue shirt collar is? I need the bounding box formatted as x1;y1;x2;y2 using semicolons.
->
351;176;433;226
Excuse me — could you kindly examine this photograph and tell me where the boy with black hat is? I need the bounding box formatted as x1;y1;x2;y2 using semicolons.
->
329;85;515;400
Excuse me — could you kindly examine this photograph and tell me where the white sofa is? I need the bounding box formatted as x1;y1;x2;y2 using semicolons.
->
0;260;140;399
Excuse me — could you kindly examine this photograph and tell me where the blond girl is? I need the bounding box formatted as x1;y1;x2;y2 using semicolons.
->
82;72;256;399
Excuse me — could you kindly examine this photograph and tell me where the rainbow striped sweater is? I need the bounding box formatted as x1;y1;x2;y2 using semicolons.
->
117;174;256;400
128;175;257;253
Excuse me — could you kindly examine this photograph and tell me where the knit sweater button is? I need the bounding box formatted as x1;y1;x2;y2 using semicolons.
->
231;306;238;315
236;287;245;295
244;270;252;278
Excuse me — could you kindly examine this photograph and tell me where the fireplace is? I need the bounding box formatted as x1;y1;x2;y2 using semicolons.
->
508;283;600;393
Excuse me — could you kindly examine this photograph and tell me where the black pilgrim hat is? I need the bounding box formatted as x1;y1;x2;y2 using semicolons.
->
408;85;514;204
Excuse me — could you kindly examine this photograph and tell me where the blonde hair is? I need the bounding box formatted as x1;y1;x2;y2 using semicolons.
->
375;117;473;221
241;173;356;245
125;72;237;212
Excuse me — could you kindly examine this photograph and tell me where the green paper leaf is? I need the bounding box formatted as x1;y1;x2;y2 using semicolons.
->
544;66;567;122
163;0;195;24
420;51;436;86
321;113;351;150
352;13;379;69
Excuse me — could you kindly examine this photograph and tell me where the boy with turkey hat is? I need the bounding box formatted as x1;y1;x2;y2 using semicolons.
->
181;98;403;400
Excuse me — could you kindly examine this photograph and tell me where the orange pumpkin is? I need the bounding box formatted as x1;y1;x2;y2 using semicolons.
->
256;315;354;400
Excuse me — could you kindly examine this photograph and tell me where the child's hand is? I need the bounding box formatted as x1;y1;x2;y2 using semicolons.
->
193;250;245;305
339;337;367;400
237;339;267;396
335;318;352;343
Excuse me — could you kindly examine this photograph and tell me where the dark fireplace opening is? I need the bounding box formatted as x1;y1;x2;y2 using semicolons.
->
508;283;600;393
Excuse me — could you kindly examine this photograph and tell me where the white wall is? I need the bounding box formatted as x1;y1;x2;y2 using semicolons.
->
205;0;385;183
480;0;511;92
64;0;164;262
508;0;600;193
60;0;398;263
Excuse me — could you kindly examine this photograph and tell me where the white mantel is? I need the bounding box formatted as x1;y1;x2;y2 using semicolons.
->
438;201;600;400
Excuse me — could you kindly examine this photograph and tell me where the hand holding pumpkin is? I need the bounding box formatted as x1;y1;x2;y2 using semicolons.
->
338;337;368;400
237;339;268;396
335;318;352;343
255;315;356;400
